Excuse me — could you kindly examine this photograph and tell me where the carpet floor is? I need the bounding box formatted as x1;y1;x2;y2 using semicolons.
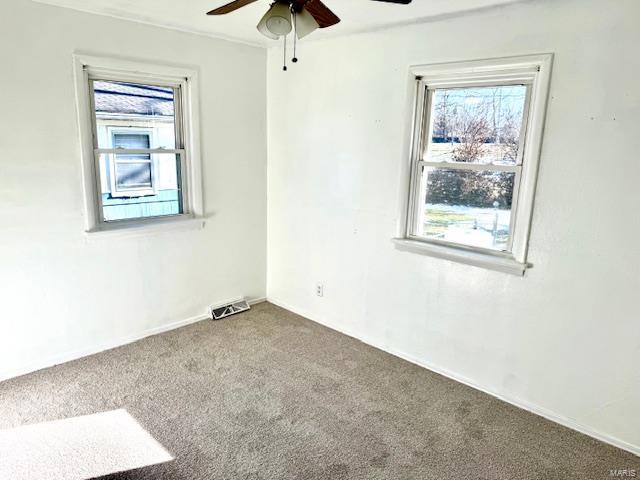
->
0;302;637;479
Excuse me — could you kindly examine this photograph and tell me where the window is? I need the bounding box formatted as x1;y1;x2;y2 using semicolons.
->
110;131;154;196
74;55;203;234
420;84;527;252
92;80;182;222
398;55;552;274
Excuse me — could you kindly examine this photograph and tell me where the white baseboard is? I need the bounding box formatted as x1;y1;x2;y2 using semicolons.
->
266;296;640;458
248;297;267;305
0;296;267;383
0;313;209;383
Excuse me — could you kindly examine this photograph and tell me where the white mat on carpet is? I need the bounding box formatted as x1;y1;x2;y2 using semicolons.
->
0;409;173;480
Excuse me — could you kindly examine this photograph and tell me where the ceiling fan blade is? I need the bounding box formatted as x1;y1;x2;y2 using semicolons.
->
370;0;412;3
302;0;340;28
207;0;259;15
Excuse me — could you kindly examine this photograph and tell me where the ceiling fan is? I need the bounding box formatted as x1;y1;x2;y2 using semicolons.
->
207;0;413;69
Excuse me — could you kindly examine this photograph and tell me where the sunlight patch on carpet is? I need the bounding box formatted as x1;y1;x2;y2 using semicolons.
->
0;409;173;480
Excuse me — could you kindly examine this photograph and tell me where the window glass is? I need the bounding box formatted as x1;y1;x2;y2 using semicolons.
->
420;167;516;251
98;153;183;222
426;85;528;165
113;133;151;150
93;81;176;150
115;162;153;190
112;133;153;190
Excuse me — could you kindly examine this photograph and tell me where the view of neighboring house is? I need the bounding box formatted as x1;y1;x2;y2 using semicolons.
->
93;81;182;221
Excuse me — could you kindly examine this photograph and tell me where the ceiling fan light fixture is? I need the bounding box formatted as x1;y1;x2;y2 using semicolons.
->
257;10;279;39
210;0;411;71
259;2;293;37
295;7;320;39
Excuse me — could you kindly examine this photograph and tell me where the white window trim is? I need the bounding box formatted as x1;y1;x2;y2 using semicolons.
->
73;53;204;235
394;54;553;276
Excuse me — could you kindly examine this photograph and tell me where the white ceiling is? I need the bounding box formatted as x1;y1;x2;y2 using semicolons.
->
33;0;525;47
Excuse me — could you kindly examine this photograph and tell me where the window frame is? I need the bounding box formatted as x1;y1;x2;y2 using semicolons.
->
395;54;553;275
73;54;204;235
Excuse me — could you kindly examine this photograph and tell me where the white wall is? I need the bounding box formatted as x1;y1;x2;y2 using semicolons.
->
267;0;640;454
0;0;267;379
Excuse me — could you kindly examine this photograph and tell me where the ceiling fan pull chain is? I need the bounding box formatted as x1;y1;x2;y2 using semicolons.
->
292;11;298;63
282;34;288;71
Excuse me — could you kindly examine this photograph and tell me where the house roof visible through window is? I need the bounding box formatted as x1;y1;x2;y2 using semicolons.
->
93;81;174;117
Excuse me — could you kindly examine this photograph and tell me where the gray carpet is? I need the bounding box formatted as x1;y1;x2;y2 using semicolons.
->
0;303;637;479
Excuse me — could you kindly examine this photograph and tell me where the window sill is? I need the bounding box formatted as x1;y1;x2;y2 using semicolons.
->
85;215;205;240
391;238;528;276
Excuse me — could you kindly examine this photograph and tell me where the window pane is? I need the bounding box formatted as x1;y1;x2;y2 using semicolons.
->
98;153;183;222
419;167;516;251
93;81;177;150
115;162;152;189
113;133;150;149
426;85;528;165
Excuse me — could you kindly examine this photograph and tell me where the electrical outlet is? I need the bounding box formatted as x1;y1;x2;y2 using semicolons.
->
316;283;324;297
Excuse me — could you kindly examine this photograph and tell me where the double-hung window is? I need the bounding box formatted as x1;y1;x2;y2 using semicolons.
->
110;130;154;197
399;55;552;275
74;55;203;234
